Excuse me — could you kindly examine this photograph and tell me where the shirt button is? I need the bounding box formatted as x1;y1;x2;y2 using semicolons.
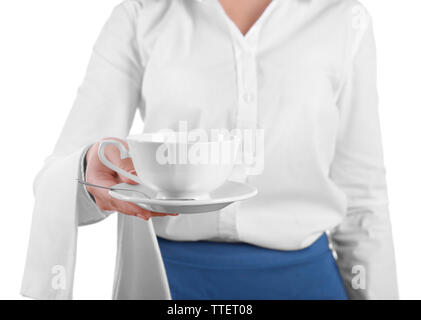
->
245;51;254;62
243;92;255;103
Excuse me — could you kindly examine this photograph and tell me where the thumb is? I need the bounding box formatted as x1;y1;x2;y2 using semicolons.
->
100;138;139;185
117;158;139;185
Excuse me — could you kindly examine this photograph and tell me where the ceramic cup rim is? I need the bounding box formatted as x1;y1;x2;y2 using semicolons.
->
127;132;240;146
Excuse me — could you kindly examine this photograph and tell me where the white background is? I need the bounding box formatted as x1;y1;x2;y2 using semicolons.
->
0;0;420;300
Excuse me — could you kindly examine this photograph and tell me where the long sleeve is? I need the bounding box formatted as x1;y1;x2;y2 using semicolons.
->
329;7;398;300
21;0;143;299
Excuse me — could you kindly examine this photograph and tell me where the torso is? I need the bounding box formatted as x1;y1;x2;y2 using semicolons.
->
133;0;365;249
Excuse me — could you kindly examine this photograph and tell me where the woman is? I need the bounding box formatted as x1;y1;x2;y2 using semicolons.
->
22;0;398;300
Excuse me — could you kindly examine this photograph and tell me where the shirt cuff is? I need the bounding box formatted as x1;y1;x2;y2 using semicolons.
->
78;145;114;226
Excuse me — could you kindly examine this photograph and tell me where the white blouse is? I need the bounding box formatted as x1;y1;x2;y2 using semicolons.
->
22;0;398;300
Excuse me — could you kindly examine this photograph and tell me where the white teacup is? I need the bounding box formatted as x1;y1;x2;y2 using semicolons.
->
98;132;240;200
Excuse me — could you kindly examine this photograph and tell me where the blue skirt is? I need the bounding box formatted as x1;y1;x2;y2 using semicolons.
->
157;234;348;300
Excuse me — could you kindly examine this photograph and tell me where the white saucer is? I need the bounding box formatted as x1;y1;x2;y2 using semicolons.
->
109;181;258;214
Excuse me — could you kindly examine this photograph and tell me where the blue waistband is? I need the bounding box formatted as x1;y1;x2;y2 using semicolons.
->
157;233;330;270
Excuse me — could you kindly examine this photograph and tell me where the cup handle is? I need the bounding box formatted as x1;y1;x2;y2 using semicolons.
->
98;140;141;183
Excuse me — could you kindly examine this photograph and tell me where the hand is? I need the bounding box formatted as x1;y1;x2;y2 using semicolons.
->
85;137;178;220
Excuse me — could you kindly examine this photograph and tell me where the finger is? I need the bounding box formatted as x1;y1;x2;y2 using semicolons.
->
117;168;139;185
86;171;119;197
110;198;153;220
99;138;138;183
85;174;116;208
150;212;179;217
106;145;138;185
